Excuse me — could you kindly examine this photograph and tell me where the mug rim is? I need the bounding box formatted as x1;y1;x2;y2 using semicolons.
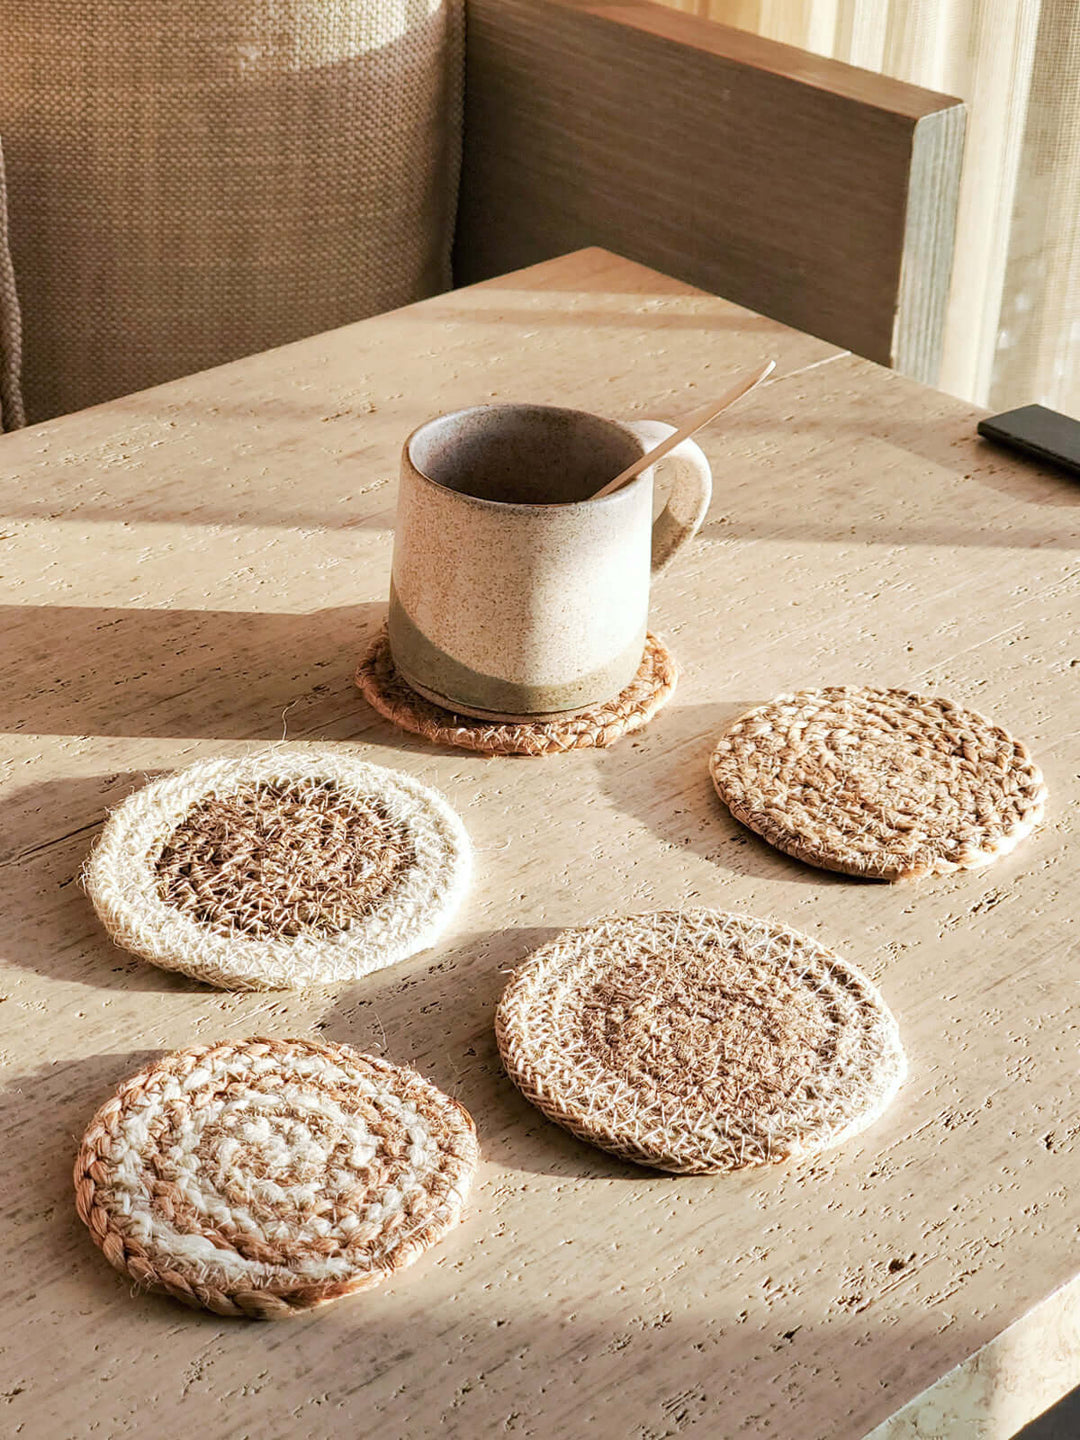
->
404;402;653;512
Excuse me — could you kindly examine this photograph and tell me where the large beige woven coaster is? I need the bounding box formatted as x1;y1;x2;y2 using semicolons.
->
74;1038;479;1319
85;747;471;990
355;629;677;756
496;910;906;1175
710;687;1047;881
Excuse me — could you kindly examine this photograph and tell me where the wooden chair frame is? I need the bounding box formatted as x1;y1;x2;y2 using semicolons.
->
455;0;966;383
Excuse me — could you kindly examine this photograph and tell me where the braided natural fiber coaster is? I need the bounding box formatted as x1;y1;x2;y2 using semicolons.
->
355;629;677;756
710;687;1046;881
495;910;906;1174
74;1037;479;1318
84;747;471;989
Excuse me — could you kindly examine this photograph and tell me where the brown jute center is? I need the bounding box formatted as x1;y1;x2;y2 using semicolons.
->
578;936;832;1116
155;779;414;939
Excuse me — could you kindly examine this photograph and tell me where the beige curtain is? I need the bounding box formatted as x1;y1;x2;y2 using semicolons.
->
663;0;1080;416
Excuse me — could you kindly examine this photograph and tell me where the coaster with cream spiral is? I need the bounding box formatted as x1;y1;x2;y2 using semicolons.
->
84;747;471;989
709;687;1046;880
74;1037;479;1318
495;910;906;1174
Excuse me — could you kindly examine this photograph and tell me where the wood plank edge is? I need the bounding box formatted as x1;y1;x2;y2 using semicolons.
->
543;0;964;120
892;103;967;386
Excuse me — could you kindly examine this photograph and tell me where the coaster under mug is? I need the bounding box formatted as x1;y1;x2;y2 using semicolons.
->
357;628;677;756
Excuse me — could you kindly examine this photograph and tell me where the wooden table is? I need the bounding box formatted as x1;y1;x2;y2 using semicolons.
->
2;248;1078;1440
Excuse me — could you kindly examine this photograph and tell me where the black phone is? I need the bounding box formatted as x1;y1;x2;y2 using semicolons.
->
977;403;1080;477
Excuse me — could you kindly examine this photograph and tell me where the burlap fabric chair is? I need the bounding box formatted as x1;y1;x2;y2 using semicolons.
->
1;0;461;425
0;0;965;431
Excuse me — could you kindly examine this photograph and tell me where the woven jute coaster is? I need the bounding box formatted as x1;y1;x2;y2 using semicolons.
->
710;687;1047;881
84;747;471;990
495;909;906;1175
355;629;677;756
74;1037;479;1319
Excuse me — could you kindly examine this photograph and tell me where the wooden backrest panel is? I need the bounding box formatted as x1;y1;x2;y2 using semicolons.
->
455;0;965;380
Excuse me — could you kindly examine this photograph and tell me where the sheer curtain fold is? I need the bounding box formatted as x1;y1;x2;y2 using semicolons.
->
665;0;1080;415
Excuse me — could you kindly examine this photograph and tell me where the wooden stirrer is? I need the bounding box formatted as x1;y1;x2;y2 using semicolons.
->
592;358;776;499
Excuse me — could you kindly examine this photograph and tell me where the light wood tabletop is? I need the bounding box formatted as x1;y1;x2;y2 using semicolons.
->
1;248;1078;1440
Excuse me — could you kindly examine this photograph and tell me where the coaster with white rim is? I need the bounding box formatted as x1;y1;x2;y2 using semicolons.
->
355;628;677;756
495;909;906;1175
84;747;471;989
74;1037;479;1318
709;687;1046;881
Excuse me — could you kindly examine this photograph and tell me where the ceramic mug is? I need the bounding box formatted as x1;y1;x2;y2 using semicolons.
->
388;403;712;721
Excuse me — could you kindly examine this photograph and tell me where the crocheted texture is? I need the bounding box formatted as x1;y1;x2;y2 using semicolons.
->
155;782;414;940
355;629;677;755
710;687;1047;881
495;910;906;1174
74;1038;479;1319
84;748;471;990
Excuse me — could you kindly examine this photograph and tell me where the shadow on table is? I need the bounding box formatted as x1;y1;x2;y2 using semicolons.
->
311;923;663;1187
815;406;1080;515
970;438;1080;510
594;699;865;891
0;597;564;760
0;769;218;994
0;602;391;742
6;388;1078;554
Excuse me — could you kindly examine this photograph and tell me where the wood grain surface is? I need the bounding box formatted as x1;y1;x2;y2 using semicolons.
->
1;248;1078;1439
456;0;965;384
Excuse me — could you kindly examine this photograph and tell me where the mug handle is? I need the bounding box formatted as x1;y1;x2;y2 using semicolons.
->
622;421;713;574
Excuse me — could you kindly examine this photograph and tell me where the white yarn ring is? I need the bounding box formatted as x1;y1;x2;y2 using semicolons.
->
84;747;471;989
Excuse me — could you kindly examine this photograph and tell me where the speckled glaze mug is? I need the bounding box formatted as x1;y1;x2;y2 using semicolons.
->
388;403;712;721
